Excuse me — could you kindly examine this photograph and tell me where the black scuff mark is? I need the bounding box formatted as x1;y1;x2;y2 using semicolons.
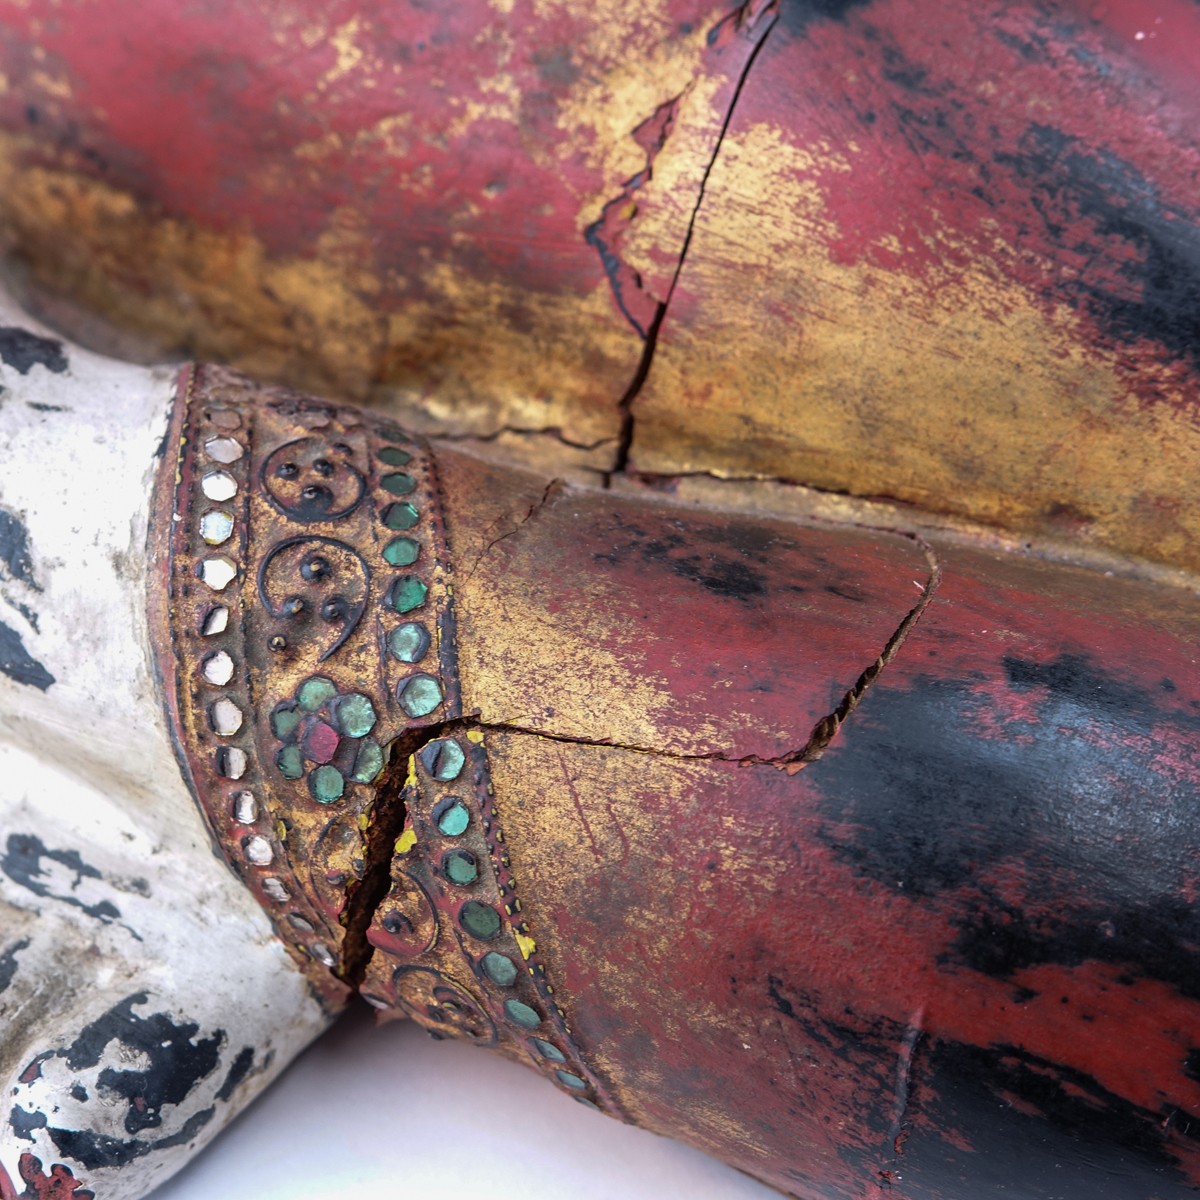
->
0;328;68;375
0;620;54;690
25;402;69;413
775;0;873;38
1;834;121;924
0;936;29;993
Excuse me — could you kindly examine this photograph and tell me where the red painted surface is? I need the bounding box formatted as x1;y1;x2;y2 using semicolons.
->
0;1155;93;1200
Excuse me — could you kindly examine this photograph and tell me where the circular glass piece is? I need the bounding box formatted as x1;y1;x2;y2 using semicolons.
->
389;622;430;664
481;952;518;987
435;799;470;837
383;502;420;530
232;791;258;824
210;697;243;736
200;510;234;546
532;1038;566;1063
271;702;301;739
332;693;376;738
199;556;237;591
555;1070;588;1091
216;746;247;779
201;470;237;502
398;673;443;718
459;901;501;941
420;739;465;782
504;999;542;1029
201;605;228;636
244;835;273;866
204;435;244;464
310;943;335;967
276;744;303;780
350;738;385;784
379;446;412;466
382;536;420;567
381;472;416;496
261;877;289;902
298;676;338;711
389;575;428;614
202;650;234;686
310;764;345;804
442;850;478;886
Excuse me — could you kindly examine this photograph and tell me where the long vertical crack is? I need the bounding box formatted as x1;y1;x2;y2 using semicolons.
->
604;1;780;485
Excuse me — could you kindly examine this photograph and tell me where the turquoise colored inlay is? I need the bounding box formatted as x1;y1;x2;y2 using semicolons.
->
333;693;377;738
481;952;518;987
276;744;303;780
398;673;443;718
383;502;420;530
271;702;301;739
574;1097;600;1110
459;901;501;940
382;536;420;567
350;739;385;783
378;446;412;466
532;1038;566;1063
389;622;430;664
421;739;465;782
555;1070;588;1091
389;576;428;614
381;472;416;496
504;999;541;1029
310;764;344;804
443;850;478;886
436;799;470;837
298;676;337;712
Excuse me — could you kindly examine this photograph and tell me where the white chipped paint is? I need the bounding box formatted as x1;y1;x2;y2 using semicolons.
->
0;290;333;1200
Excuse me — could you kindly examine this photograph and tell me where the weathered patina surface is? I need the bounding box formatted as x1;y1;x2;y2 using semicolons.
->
0;0;1197;568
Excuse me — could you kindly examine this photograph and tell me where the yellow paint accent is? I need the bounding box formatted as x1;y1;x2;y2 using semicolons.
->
466;729;484;744
395;827;417;856
515;931;536;960
274;819;287;844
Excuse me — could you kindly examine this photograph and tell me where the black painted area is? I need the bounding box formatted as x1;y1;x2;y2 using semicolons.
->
776;0;874;38
1;835;120;923
812;652;1200;1000
0;328;67;375
0;619;54;690
0;508;39;590
899;1038;1199;1199
215;1046;254;1102
0;937;29;993
8;1106;46;1143
10;994;226;1171
997;124;1200;369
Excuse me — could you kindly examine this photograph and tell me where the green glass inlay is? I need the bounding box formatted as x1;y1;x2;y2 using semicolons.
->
481;952;517;987
389;622;430;664
533;1038;566;1063
276;744;303;780
383;502;419;530
459;901;501;941
350;739;385;784
504;999;542;1029
555;1070;587;1091
443;850;478;886
271;702;301;739
382;536;420;567
333;693;377;738
381;472;416;496
398;673;443;718
378;446;412;466
573;1097;600;1110
421;739;465;782
310;764;345;804
389;576;428;614
436;800;469;837
298;676;337;712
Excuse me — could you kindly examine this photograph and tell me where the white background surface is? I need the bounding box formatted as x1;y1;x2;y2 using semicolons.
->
150;1006;778;1200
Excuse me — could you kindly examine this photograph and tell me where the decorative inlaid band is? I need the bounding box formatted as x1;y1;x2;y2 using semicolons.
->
150;365;615;1112
150;364;460;1007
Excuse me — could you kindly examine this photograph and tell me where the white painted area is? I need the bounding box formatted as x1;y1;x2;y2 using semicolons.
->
0;293;332;1199
152;1009;776;1200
